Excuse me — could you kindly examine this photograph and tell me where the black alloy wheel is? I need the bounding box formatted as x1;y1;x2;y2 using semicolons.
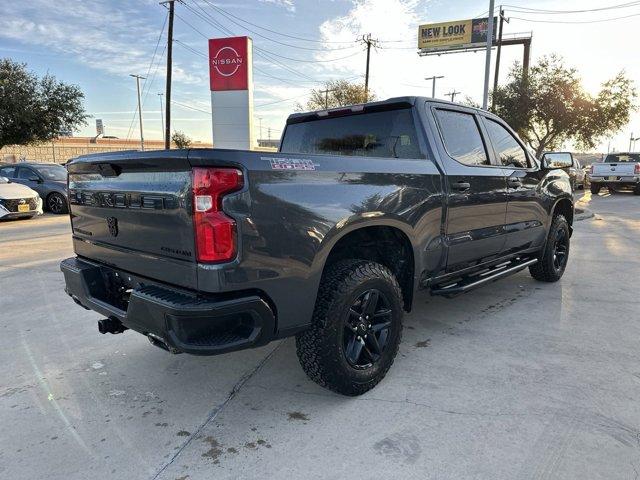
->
529;214;570;283
343;289;392;369
552;227;569;272
47;193;68;214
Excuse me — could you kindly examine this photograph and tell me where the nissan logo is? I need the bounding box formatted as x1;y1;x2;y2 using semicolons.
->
211;46;243;77
18;198;26;205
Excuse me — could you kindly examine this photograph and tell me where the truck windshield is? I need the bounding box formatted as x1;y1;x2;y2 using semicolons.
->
281;108;423;159
605;153;640;163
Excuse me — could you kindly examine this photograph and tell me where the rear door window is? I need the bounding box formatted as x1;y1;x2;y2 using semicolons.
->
0;166;16;178
434;109;490;166
17;167;35;179
280;108;423;159
484;119;530;169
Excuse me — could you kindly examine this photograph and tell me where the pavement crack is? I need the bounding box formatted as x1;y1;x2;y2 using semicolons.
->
148;341;283;480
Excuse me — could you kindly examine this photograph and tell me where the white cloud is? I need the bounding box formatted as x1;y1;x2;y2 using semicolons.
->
258;0;296;13
0;0;164;78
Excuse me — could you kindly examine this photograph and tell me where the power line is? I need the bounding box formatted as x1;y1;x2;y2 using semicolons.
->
182;1;363;64
126;12;168;141
176;2;318;81
509;11;640;23
171;99;211;114
194;0;359;51
189;0;359;44
503;1;640;14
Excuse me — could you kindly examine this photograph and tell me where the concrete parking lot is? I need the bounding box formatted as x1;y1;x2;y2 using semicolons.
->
1;191;639;480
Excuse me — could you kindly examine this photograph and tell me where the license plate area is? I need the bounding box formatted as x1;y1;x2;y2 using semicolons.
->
18;204;30;212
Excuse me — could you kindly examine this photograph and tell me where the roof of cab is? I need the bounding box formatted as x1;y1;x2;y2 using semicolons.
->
285;96;486;124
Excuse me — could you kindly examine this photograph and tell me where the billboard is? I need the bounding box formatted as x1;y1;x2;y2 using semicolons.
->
418;18;497;52
209;36;250;91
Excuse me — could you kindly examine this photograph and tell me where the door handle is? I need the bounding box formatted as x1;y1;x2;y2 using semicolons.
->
507;178;522;187
451;181;471;192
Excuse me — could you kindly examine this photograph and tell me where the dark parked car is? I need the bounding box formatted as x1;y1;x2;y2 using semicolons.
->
0;162;68;213
61;97;573;395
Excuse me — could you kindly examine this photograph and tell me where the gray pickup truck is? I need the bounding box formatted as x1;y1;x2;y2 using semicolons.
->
589;152;640;195
61;97;573;395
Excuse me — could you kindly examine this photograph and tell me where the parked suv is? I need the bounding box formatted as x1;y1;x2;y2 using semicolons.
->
0;162;69;213
61;98;573;395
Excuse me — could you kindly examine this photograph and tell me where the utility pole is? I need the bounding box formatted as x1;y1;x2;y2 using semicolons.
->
492;8;507;110
319;88;337;109
258;116;263;140
161;0;175;149
482;0;495;110
130;74;146;151
425;75;444;98
361;34;379;100
445;90;461;102
158;93;165;143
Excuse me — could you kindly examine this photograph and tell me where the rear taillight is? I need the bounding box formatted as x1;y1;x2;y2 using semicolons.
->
635;163;640;174
192;167;243;263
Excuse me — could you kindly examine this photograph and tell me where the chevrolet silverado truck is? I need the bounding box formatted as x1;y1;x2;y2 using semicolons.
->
589;152;640;195
61;97;573;396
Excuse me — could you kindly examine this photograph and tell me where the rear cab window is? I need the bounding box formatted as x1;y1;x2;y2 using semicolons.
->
605;153;640;163
280;108;424;159
433;109;490;166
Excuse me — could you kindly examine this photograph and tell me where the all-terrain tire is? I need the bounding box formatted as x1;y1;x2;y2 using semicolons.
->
529;214;570;283
634;184;640;196
590;183;601;195
295;260;403;396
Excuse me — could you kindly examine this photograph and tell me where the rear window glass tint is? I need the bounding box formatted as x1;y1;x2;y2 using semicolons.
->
280;108;423;159
605;154;640;162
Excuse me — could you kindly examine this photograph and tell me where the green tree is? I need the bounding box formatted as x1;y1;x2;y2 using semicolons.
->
297;79;376;111
171;130;192;149
0;58;88;149
492;55;636;158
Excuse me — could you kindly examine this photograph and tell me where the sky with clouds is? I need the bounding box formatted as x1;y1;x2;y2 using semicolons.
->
1;0;638;152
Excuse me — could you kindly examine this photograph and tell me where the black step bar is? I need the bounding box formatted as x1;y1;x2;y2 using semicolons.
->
430;258;538;297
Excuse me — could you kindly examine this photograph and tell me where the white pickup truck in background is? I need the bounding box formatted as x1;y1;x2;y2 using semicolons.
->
589;153;640;195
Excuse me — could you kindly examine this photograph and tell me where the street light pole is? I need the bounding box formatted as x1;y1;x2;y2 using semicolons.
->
425;75;444;98
482;0;496;110
158;93;165;144
130;74;146;151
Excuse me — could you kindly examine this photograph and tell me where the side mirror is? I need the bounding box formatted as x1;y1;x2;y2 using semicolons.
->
541;152;573;169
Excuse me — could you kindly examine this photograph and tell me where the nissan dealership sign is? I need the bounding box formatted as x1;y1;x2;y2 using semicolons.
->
209;36;249;91
208;36;254;149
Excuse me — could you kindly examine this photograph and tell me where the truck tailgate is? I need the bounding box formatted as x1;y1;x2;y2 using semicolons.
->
67;150;198;290
593;162;636;177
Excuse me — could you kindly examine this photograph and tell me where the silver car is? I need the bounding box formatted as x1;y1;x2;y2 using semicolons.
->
0;176;43;220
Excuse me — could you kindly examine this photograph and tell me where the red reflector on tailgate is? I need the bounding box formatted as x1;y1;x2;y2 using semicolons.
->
192;167;243;263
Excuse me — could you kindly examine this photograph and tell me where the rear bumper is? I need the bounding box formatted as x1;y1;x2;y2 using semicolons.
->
60;257;276;355
590;176;640;184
